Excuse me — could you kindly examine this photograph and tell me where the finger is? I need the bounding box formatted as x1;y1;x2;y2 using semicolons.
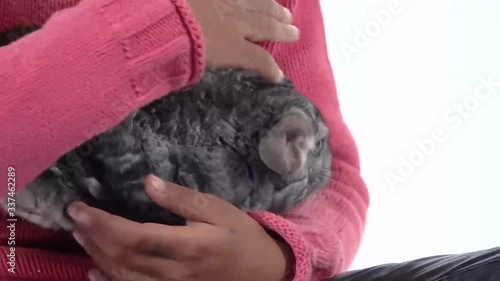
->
104;268;159;281
144;175;246;225
239;42;284;83
185;220;211;228
73;230;169;280
68;202;145;251
67;202;181;261
211;39;284;83
239;0;293;24
72;231;124;280
238;12;299;42
88;269;112;281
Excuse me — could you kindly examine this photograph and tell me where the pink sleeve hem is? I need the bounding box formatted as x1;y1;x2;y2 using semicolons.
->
248;210;312;281
170;0;206;86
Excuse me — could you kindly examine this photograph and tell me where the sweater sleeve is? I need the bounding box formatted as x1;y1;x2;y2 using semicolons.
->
249;161;369;280
0;0;205;197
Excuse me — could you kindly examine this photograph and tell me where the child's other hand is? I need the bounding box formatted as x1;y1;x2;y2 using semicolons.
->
187;0;299;83
67;175;294;281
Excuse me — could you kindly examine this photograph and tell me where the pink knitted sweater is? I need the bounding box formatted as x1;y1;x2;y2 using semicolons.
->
0;0;369;280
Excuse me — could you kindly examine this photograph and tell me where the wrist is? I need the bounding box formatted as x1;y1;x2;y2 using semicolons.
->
248;210;312;281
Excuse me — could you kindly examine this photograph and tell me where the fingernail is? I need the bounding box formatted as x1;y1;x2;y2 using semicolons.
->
73;231;86;247
283;8;292;23
88;271;97;281
88;269;104;281
278;69;284;82
287;25;299;39
149;175;167;193
67;202;90;226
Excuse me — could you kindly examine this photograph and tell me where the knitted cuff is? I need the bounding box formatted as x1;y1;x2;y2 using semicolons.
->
248;210;312;281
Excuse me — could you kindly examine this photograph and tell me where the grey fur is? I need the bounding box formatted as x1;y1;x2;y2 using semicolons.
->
0;27;332;232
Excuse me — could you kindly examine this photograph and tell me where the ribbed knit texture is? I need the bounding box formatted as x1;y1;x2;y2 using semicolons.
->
0;0;369;280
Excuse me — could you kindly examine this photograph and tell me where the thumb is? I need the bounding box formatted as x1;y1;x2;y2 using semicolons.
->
144;175;242;226
242;43;284;83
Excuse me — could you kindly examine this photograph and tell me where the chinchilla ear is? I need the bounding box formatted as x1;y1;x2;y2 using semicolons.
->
258;109;314;175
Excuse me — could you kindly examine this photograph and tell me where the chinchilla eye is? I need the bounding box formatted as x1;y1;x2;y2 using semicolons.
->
313;139;324;154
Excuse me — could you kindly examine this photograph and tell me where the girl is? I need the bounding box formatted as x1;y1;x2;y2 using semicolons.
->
0;0;369;280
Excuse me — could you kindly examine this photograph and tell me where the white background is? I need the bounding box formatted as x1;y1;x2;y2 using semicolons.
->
320;0;500;270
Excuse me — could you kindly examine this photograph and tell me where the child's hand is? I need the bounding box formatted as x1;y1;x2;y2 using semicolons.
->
67;175;294;281
186;0;299;83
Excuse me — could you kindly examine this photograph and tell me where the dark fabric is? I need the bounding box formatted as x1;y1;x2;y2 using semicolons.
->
0;26;38;47
332;247;500;281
